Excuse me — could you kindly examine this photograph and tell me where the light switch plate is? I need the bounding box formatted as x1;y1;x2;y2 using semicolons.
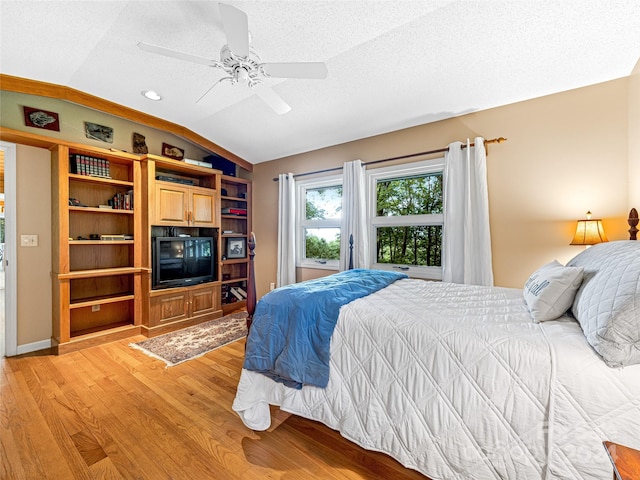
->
20;234;38;247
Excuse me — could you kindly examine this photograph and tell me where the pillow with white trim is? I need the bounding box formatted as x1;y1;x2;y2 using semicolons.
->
566;241;640;368
523;260;584;322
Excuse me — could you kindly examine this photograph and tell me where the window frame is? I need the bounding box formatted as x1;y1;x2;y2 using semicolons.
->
366;158;444;280
295;174;343;271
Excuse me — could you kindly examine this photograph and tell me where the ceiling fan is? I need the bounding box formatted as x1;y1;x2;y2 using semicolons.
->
138;3;328;114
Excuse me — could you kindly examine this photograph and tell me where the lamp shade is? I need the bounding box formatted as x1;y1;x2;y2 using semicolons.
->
570;219;608;245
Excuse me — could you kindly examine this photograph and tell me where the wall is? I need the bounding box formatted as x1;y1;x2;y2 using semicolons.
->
629;59;640;209
0;149;4;193
252;78;630;297
0;91;212;161
16;144;52;346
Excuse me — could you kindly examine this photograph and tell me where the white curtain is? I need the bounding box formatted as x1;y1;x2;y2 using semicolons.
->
442;137;494;285
277;173;296;287
340;160;369;270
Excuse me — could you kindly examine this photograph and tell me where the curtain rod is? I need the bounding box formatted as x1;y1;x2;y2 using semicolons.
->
272;137;507;181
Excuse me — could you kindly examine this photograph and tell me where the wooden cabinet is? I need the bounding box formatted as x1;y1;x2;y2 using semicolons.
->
220;176;252;314
148;283;220;335
142;154;224;335
51;143;144;353
154;182;216;227
3;127;247;354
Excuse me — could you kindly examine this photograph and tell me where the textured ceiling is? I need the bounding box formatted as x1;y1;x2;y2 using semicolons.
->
1;1;640;164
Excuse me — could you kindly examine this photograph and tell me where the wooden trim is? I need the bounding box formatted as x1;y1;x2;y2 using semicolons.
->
56;325;142;354
0;73;253;172
0;126;61;149
57;267;148;280
604;441;640;480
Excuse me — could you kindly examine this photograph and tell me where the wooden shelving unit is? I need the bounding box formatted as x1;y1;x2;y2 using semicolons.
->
2;125;251;354
220;175;252;314
51;143;144;354
142;154;225;337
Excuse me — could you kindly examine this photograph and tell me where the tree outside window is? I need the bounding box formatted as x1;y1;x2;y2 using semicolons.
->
368;159;444;280
297;178;342;269
375;173;442;266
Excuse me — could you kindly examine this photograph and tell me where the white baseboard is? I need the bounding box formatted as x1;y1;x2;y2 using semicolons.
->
15;339;52;356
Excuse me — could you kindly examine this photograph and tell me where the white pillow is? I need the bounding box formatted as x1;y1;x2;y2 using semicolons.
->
566;241;640;367
523;260;584;322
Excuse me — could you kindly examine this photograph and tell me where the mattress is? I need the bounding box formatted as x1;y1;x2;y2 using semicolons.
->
233;279;640;479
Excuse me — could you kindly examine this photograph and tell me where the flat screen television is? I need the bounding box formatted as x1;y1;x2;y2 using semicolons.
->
152;236;216;289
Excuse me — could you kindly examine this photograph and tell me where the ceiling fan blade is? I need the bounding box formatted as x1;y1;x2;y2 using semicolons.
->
138;42;219;67
252;84;291;115
219;3;250;58
262;62;328;79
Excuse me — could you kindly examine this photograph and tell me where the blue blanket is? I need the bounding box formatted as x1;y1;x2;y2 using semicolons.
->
243;269;407;389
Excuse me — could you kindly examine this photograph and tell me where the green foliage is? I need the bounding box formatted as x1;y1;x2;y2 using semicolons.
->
376;174;443;266
376;226;442;266
376;174;442;217
305;186;342;220
306;200;326;220
302;175;443;266
305;232;340;261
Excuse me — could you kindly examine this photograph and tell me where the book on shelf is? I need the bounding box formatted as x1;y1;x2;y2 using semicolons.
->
69;154;111;178
229;287;246;301
108;190;134;210
100;234;126;241
221;207;247;215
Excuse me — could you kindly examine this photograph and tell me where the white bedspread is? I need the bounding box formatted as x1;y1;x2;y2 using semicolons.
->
233;279;640;479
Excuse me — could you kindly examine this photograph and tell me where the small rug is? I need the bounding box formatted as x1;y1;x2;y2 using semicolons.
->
130;311;247;367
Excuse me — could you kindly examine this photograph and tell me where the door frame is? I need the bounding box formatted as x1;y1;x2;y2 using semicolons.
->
1;141;17;357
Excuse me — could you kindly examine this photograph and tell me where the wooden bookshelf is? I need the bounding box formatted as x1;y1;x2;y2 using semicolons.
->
51;143;144;353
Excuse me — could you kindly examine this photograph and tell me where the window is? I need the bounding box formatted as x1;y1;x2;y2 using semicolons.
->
296;176;342;269
367;159;444;279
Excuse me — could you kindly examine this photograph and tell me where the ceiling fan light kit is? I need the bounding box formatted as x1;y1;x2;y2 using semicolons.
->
138;2;327;114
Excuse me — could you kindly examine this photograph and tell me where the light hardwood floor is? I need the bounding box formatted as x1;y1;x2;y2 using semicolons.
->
0;336;428;479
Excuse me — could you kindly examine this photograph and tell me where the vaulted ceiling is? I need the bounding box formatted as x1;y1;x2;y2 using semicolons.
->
1;1;639;164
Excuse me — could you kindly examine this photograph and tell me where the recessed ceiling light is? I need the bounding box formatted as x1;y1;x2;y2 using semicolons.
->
141;90;162;101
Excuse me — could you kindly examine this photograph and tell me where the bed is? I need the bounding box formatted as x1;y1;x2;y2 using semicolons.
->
232;209;640;479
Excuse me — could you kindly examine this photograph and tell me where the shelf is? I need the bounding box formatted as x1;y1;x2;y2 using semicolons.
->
147;154;220;176
222;300;246;314
221;195;248;202
222;277;248;285
69;173;134;188
221;175;250;185
222;258;248;265
69;240;134;245
69;206;134;214
221;171;250;312
70;294;135;309
70;321;136;340
59;267;147;280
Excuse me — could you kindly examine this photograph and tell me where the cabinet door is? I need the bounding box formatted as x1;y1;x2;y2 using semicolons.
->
190;186;217;227
149;291;190;327
189;285;218;318
155;183;189;225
